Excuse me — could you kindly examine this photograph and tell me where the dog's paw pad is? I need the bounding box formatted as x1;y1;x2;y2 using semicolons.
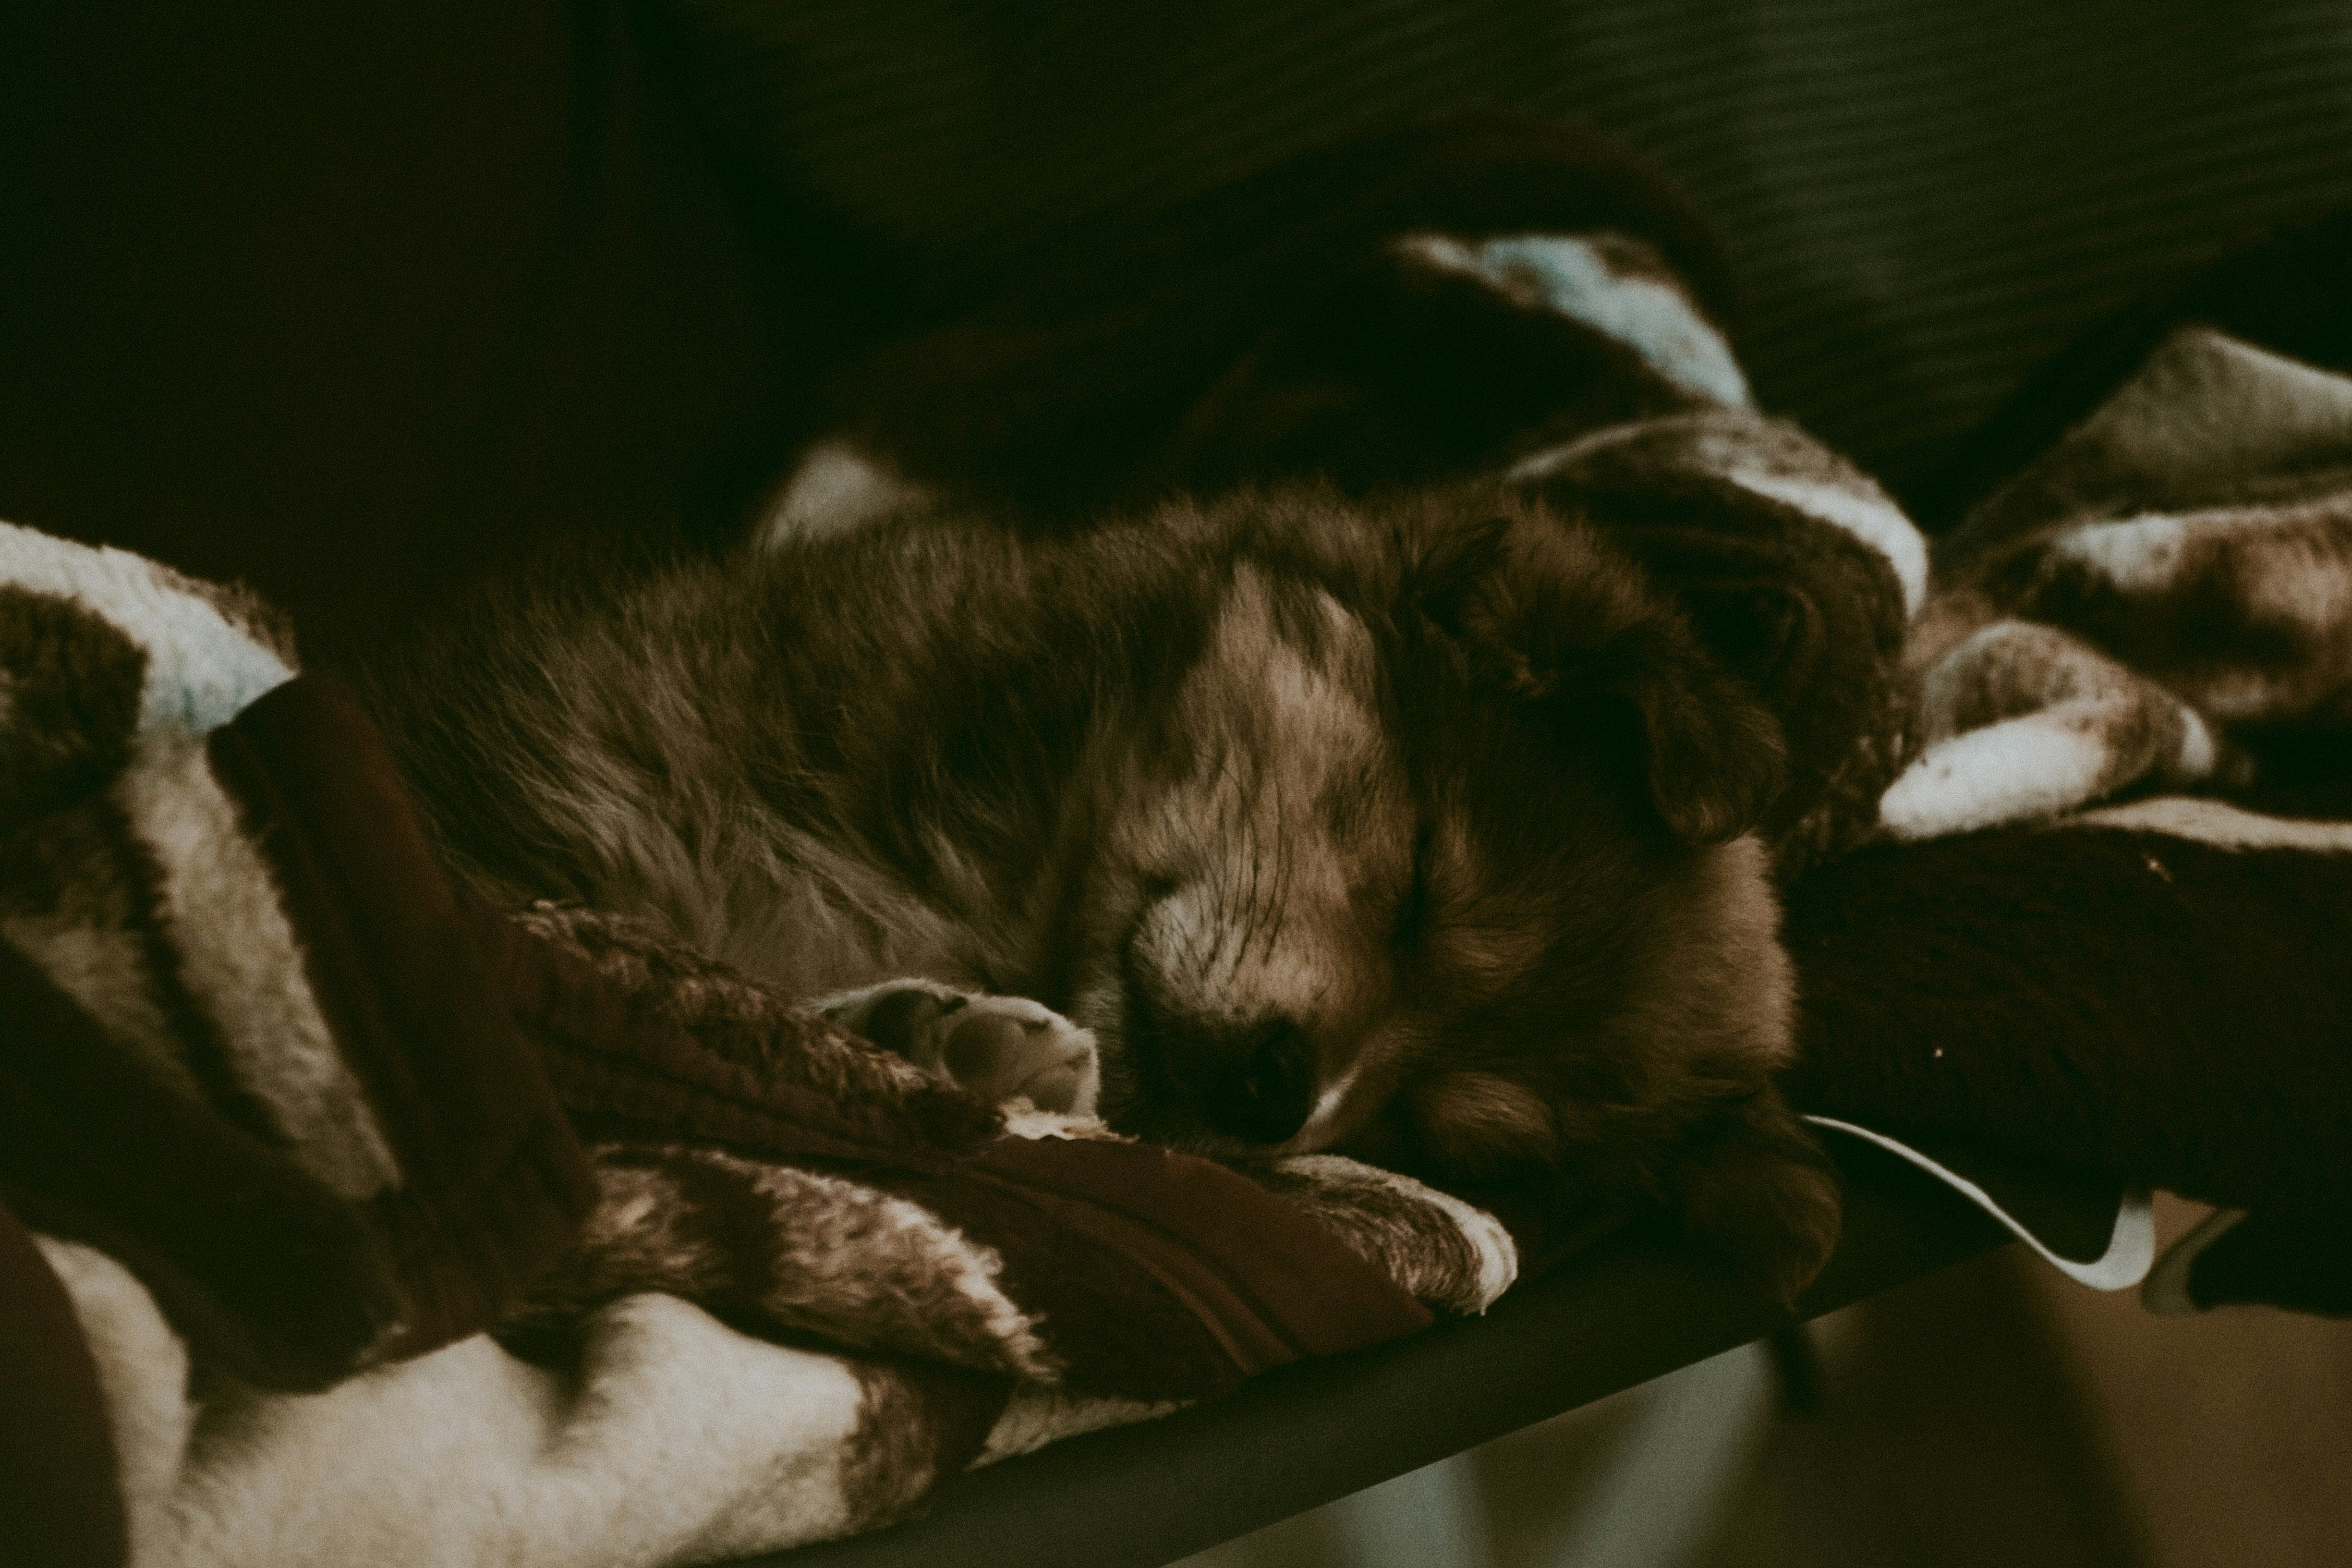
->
939;998;1099;1116
819;980;1100;1118
852;985;966;1058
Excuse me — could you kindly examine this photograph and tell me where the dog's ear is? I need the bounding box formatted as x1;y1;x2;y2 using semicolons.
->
1414;515;1786;844
1673;1086;1843;1306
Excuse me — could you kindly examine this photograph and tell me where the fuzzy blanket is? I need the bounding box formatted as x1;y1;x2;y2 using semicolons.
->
7;124;2352;1568
0;523;1534;1566
1787;287;2352;1316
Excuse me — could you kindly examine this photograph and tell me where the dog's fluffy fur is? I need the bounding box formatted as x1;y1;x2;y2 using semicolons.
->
364;477;1840;1301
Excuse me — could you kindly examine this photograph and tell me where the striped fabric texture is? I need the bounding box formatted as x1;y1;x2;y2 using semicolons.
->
658;0;2352;502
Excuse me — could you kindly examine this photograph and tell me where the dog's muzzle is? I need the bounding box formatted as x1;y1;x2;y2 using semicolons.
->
1166;1016;1318;1145
1115;920;1321;1146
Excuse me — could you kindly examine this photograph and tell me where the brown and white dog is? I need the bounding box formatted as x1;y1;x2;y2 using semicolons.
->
365;470;1856;1300
365;126;1926;1302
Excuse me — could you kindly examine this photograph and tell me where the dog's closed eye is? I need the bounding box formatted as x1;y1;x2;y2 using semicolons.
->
1390;823;1435;952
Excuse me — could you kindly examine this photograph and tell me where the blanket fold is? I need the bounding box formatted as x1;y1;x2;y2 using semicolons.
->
209;675;604;1372
0;546;595;1392
492;903;1445;1400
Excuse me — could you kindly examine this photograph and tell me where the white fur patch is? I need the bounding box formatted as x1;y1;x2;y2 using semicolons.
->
0;519;292;736
1288;1062;1366;1151
1394;232;1752;407
1723;467;1929;616
113;729;400;1202
1110;571;1405;1045
755;440;929;550
1276;1153;1519;1314
1878;713;2120;839
2065;796;2352;852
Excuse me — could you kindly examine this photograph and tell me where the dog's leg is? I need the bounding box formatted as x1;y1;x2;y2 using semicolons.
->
817;980;1101;1118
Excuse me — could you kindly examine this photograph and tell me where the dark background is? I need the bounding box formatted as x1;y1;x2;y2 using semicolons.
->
6;0;2351;663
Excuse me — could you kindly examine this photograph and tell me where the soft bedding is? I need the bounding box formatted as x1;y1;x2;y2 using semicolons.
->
6;125;2352;1568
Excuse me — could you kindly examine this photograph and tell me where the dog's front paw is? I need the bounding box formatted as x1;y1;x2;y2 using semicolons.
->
818;980;1101;1118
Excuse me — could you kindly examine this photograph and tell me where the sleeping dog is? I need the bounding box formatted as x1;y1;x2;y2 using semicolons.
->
364;127;1919;1302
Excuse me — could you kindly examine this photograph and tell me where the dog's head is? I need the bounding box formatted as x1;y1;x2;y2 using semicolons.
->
1068;485;1840;1301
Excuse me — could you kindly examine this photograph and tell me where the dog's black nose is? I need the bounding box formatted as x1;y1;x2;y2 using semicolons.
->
1202;1020;1317;1145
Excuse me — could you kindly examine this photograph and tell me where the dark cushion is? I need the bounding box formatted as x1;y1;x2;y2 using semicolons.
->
0;0;814;664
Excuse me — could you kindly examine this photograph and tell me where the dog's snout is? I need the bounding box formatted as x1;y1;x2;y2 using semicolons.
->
1202;1019;1316;1145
